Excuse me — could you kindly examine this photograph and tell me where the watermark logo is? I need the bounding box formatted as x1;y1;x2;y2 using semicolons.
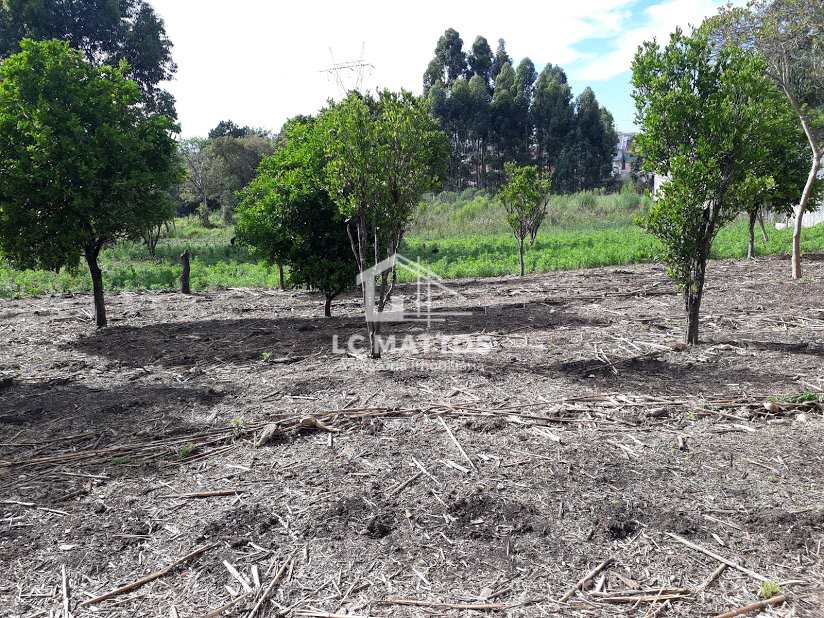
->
355;253;471;326
333;253;494;359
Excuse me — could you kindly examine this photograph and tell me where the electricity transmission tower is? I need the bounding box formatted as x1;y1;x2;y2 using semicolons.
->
320;43;375;95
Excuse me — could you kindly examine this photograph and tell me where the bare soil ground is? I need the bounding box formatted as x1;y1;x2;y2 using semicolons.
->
1;255;824;617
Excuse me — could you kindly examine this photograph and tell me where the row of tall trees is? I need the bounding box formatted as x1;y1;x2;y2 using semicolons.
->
424;29;617;192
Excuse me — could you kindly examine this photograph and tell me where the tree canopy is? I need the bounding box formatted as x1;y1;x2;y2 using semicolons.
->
0;0;177;116
0;39;181;326
633;28;799;344
235;117;355;316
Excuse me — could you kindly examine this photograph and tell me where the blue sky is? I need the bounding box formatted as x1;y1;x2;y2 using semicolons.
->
152;0;736;137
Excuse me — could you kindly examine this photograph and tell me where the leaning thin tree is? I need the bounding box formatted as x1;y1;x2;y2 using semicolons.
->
718;0;824;279
0;40;181;327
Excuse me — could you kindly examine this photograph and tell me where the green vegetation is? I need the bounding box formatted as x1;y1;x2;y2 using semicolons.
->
758;581;782;600
4;190;824;300
0;39;181;326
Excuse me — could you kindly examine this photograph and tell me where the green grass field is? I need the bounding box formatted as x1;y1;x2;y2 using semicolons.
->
2;189;822;298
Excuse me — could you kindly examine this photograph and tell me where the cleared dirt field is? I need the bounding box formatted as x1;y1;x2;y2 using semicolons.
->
1;255;823;617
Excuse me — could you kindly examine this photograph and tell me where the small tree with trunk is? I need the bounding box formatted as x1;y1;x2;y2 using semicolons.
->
633;29;786;344
498;162;551;276
717;0;824;279
323;90;449;358
235;117;355;316
0;40;180;327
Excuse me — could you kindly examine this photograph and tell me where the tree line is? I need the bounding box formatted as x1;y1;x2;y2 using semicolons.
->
423;29;618;192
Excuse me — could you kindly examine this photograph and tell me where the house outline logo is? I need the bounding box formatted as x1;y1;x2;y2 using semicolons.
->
356;253;472;326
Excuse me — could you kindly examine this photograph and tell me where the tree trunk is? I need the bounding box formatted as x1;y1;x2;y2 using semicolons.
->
683;262;706;345
324;295;333;318
277;262;285;291
791;157;820;279
518;238;525;277
180;250;191;294
747;211;756;260
758;209;769;243
84;245;107;328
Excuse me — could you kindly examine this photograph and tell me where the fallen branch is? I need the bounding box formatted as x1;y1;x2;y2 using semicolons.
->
379;597;514;611
78;544;215;607
665;533;769;583
559;557;614;602
712;594;786;618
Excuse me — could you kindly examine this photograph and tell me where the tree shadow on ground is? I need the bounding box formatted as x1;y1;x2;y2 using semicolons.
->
534;353;791;396
0;381;224;432
67;300;607;368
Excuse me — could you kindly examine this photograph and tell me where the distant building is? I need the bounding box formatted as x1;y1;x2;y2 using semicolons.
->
613;132;637;178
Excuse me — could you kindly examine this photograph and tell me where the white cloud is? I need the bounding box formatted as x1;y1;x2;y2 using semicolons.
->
152;0;637;136
576;0;741;81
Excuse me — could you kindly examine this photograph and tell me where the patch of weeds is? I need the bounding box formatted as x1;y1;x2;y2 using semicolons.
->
111;456;130;465
178;443;198;460
768;391;823;404
230;416;246;437
759;581;782;599
260;351;272;362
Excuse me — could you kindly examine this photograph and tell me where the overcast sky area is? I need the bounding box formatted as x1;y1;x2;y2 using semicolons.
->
152;0;739;137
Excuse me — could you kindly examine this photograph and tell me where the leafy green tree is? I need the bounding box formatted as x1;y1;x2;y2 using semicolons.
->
208;120;267;140
235;118;355;316
498;163;551;276
209;134;275;223
0;0;176;116
633;28;790;344
434;28;467;84
324;91;449;358
739;106;815;259
0;40;180;327
716;0;824;279
556;88;617;192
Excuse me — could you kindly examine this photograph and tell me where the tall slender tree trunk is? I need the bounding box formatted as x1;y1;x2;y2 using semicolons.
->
518;238;525;277
791;157;820;279
783;92;822;280
747;211;757;260
324;295;333;318
84;244;107;328
277;262;285;291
